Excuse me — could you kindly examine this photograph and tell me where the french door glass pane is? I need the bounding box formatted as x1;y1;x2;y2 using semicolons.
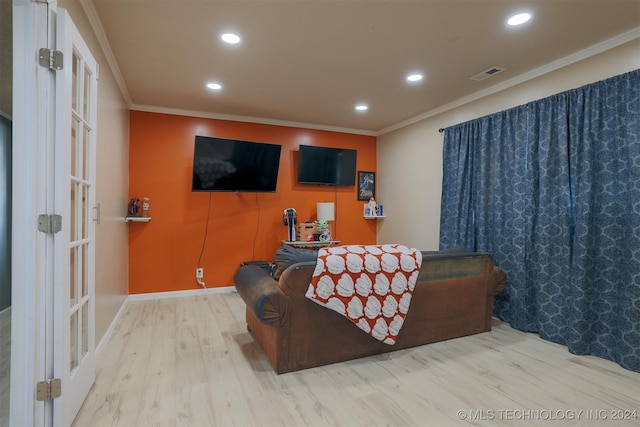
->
83;65;90;120
81;303;88;356
70;310;78;371
69;247;76;307
82;125;88;180
71;52;78;113
81;184;88;240
70;120;77;177
81;244;88;297
70;182;76;241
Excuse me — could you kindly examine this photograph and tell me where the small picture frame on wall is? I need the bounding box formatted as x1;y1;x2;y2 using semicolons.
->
358;171;375;201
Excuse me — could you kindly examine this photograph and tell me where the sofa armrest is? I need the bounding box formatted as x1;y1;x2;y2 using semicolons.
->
234;265;290;327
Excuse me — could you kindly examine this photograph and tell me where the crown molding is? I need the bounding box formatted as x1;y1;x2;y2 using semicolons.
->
377;26;640;136
80;0;132;108
131;104;378;137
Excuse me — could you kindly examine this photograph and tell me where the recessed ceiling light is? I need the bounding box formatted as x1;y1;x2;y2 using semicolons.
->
355;104;368;112
221;33;241;44
507;12;532;26
406;73;423;82
206;82;222;90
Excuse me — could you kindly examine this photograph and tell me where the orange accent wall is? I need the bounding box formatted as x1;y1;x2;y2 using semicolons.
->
128;111;377;294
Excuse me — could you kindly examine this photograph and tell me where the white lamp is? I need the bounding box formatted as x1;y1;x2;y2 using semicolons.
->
317;202;335;222
317;202;335;241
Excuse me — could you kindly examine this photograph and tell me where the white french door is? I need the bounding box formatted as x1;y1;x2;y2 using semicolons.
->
11;3;98;425
52;9;97;427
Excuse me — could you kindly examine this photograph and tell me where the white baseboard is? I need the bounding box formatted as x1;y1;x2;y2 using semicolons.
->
126;286;236;302
95;298;129;358
95;286;236;358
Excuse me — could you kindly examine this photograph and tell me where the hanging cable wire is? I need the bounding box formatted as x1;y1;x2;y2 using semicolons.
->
333;185;338;240
197;192;213;270
251;192;260;260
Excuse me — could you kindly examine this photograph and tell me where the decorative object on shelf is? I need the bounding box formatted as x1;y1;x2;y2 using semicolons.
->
142;197;150;217
282;207;298;241
317;202;335;241
364;199;385;218
357;171;375;201
316;220;330;241
367;197;378;216
128;197;140;217
298;222;319;242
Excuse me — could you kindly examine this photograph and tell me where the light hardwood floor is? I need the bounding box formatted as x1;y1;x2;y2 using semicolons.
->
73;293;639;427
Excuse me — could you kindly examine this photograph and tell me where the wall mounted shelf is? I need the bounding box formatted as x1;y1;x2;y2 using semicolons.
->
125;216;151;222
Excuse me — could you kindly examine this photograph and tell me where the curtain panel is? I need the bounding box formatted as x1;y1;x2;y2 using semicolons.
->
439;69;640;371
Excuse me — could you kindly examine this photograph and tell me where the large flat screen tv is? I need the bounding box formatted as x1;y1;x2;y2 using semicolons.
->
297;144;357;186
192;136;282;192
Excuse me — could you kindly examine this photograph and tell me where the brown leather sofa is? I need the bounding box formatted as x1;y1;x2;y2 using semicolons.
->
234;249;506;374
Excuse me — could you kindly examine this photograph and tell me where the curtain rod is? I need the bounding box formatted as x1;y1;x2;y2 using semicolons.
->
438;128;444;133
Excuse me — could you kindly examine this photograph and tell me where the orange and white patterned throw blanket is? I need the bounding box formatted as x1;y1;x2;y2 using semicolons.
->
305;244;422;345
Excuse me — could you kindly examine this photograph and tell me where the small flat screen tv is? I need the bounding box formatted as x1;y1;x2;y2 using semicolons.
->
297;144;357;186
192;136;282;192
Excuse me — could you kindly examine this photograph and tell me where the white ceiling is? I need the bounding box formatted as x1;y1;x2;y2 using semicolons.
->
86;0;640;135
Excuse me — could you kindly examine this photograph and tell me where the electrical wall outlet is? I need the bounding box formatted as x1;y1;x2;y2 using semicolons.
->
196;268;204;279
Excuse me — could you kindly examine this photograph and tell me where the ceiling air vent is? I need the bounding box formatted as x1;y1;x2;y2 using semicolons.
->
470;66;505;81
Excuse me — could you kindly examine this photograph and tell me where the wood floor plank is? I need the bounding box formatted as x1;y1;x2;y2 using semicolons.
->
134;300;177;426
72;292;640;427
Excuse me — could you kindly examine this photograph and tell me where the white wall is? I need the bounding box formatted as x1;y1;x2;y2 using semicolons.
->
377;40;640;250
59;1;130;344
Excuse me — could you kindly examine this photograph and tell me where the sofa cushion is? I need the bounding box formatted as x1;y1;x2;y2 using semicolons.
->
273;244;319;280
421;245;469;256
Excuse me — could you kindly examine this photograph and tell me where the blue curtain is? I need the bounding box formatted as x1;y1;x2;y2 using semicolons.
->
439;70;640;371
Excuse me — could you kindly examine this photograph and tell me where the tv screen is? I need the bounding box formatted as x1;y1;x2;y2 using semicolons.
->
192;136;282;192
297;145;357;186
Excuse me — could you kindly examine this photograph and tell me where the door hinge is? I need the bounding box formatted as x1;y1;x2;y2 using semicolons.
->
38;48;64;71
36;379;62;401
38;214;62;234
